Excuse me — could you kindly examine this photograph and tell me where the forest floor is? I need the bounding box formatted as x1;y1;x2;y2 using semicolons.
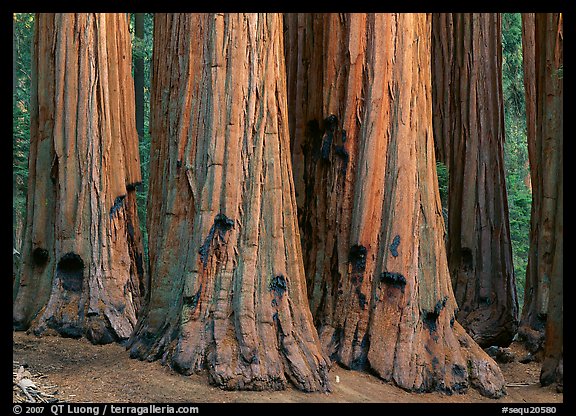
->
13;331;562;404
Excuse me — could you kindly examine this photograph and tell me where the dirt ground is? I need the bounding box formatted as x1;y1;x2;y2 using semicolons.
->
12;331;562;404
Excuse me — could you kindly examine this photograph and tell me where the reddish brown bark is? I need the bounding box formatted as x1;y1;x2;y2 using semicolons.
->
431;13;518;347
285;13;506;398
520;13;563;387
133;13;145;141
431;13;454;165
127;13;329;392
518;13;545;352
13;13;145;344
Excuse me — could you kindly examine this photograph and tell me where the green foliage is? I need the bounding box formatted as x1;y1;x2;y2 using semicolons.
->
436;161;449;210
502;13;532;310
11;12;534;313
436;161;449;235
13;13;35;246
129;13;154;260
556;65;563;80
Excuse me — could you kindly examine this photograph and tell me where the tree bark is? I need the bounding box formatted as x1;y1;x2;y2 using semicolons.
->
13;13;146;345
431;13;453;165
520;13;563;387
431;13;518;347
518;13;545;352
127;13;330;393
134;13;145;141
285;13;506;398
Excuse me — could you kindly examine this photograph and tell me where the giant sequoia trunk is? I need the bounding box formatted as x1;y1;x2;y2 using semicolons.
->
520;13;563;387
284;13;505;398
127;13;330;392
13;13;146;344
133;13;145;141
431;13;518;347
517;13;545;353
431;13;453;165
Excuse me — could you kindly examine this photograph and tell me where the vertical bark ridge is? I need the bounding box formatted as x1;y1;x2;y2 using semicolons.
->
517;13;545;353
13;13;145;344
128;13;329;393
431;13;453;164
431;13;518;347
286;12;506;398
519;13;563;387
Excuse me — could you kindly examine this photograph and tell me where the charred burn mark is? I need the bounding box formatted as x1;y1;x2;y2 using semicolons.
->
126;182;141;192
357;290;367;310
380;271;406;289
389;235;401;257
272;311;287;349
341;129;347;143
334;145;349;161
110;195;126;218
183;284;202;311
198;240;210;265
451;382;468;394
422;297;448;333
320;134;332;160
214;213;234;231
334;145;349;173
461;247;473;272
270;274;287;299
435;296;448;314
320;115;338;161
452;364;467;379
324;114;338;133
57;252;85;292
198;213;235;267
349;244;367;273
32;247;49;267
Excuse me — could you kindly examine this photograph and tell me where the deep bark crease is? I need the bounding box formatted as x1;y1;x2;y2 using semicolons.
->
431;13;518;347
519;13;563;387
127;13;330;393
284;13;506;398
13;13;145;344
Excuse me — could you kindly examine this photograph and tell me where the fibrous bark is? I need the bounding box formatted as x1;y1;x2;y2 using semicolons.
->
285;13;506;398
133;13;145;141
431;13;453;165
127;13;330;393
520;13;563;387
13;13;146;344
431;13;518;347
